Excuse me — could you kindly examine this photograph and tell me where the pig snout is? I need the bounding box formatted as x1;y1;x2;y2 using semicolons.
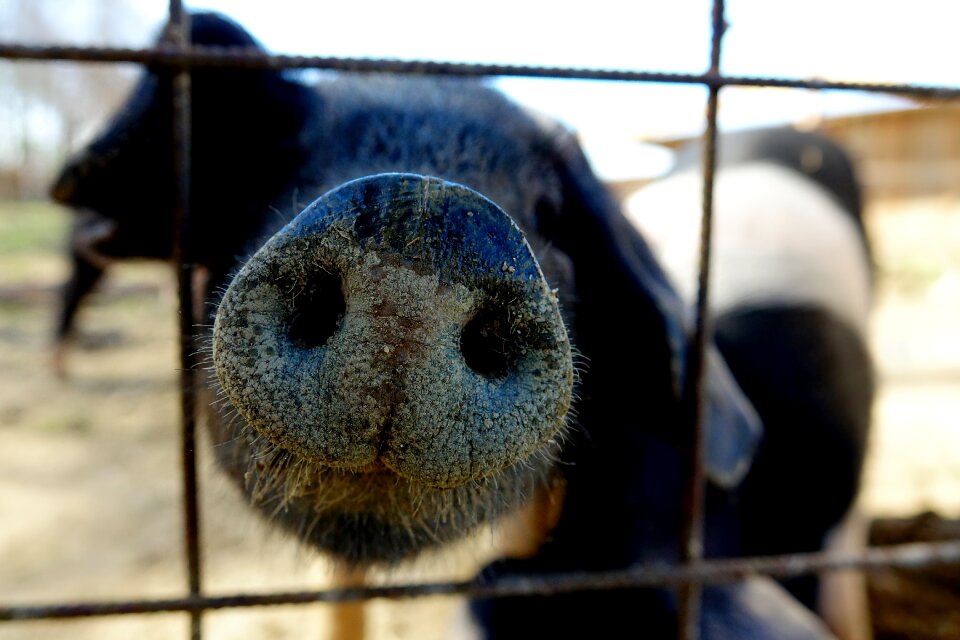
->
212;173;574;490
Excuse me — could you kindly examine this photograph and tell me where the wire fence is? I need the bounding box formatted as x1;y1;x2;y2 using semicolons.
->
2;1;960;639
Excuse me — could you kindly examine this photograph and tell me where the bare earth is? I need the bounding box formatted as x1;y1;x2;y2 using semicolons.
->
0;197;958;639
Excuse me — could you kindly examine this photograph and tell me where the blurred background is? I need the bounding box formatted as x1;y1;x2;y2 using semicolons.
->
1;1;958;638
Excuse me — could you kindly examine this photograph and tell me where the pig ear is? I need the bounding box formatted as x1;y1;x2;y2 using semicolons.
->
547;128;762;488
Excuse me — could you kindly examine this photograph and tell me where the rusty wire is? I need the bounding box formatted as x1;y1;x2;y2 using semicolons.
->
1;41;960;99
165;3;203;639
676;3;728;636
2;1;960;639
3;539;960;622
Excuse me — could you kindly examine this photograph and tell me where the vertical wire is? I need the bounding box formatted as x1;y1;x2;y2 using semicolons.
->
167;2;202;639
677;1;726;638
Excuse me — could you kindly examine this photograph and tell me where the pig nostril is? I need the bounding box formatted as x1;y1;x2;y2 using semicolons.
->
287;272;346;349
460;306;515;379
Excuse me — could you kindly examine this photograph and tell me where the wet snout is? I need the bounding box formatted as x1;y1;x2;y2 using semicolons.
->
212;173;574;488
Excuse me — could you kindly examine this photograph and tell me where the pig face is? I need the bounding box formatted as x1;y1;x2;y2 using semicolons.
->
51;12;761;567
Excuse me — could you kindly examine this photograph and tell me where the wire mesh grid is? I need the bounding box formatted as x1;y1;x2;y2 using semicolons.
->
2;1;960;638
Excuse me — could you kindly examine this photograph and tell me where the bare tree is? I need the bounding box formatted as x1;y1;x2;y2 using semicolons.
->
0;0;153;198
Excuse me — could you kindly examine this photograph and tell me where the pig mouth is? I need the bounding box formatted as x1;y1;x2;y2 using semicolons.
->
203;388;563;566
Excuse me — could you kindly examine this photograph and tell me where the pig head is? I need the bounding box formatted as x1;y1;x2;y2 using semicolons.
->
50;12;761;569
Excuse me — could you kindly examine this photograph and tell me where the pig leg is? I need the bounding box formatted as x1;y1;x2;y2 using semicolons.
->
818;505;872;640
53;250;106;377
328;565;366;640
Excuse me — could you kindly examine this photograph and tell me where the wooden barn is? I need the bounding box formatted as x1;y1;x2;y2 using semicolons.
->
822;104;960;202
635;103;960;207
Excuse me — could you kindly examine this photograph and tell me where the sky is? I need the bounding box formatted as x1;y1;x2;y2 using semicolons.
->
5;0;958;180
121;0;960;86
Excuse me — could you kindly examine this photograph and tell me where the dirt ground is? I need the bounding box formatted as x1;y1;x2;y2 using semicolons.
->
0;196;958;639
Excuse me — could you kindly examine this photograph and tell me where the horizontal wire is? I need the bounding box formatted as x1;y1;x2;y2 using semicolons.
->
3;539;960;622
0;42;959;99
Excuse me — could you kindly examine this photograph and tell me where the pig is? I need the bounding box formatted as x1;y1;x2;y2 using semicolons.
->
627;127;875;638
50;12;839;639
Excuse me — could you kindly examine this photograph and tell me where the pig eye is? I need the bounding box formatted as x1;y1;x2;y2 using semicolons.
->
533;197;562;240
287;272;346;349
460;305;515;379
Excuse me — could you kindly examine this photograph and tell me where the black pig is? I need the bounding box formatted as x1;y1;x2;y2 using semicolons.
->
50;207;169;376
628;127;874;638
51;13;838;639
